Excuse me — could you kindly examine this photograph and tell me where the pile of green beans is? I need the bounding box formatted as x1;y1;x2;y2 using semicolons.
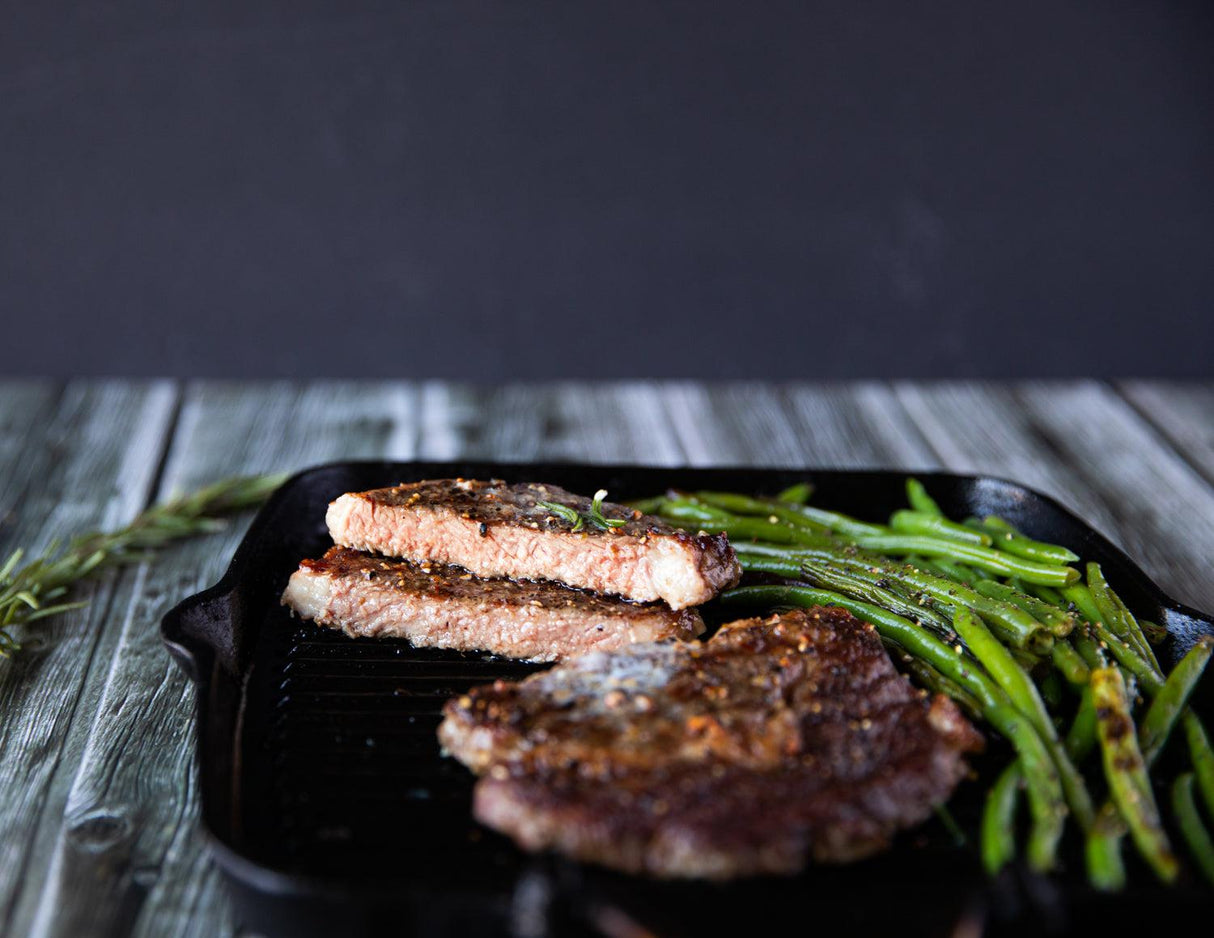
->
635;479;1214;889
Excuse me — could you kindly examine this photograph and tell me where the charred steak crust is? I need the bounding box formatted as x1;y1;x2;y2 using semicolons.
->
439;608;983;878
325;479;741;610
282;547;704;662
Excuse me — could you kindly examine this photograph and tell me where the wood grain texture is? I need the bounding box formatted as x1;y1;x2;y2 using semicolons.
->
894;380;1214;615
779;383;939;468
12;382;416;938
0;381;178;935
415;382;685;465
662;382;939;468
1120;381;1214;486
1;380;1212;938
1018;381;1214;615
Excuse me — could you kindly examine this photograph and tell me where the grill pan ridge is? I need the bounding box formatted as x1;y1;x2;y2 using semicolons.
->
161;461;1214;937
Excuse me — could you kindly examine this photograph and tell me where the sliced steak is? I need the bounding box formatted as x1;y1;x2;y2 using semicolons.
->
282;547;704;662
439;608;982;877
325;479;740;610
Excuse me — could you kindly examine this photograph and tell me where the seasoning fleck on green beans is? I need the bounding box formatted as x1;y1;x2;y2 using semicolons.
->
1091;667;1179;884
971;516;1080;565
890;510;993;547
645;478;1213;891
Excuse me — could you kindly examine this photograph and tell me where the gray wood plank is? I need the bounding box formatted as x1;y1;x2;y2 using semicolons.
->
416;382;685;465
16;382;419;938
661;382;808;466
780;383;939;469
660;382;938;469
0;380;63;548
1017;381;1214;615
0;381;62;498
1119;381;1214;485
894;380;1214;616
0;381;178;934
417;383;548;461
20;379;1210;938
547;382;684;465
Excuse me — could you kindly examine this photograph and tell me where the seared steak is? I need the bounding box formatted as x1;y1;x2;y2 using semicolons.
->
440;608;982;877
325;479;740;610
282;547;704;662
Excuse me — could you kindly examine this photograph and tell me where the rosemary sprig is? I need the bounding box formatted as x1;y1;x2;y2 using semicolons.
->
536;500;585;532
0;473;286;656
589;489;628;530
537;489;628;534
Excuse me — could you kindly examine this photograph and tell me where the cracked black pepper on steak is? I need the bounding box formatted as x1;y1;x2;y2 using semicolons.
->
282;546;704;662
439;608;983;878
325;479;742;610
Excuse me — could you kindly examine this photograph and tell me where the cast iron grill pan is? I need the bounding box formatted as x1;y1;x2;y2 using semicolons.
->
162;462;1214;937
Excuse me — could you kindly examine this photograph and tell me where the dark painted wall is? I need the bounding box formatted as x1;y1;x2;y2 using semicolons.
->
4;2;1212;379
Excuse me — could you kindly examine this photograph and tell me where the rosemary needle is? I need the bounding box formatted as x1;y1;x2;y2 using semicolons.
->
0;473;286;656
537;489;627;533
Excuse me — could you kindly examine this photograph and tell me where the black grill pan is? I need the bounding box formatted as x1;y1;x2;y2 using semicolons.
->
161;462;1214;937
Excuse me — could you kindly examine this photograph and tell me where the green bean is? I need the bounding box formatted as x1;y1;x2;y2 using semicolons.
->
1172;773;1214;885
982;762;1022;875
1087;563;1154;666
1139;637;1212;764
730;540;831;561
682;491;796;521
721;584;1067;870
1072;630;1107;671
700;481;1214;892
655;499;732;522
1087;620;1164;697
1139;619;1168;646
1059;583;1104;629
898;655;984;720
775;482;813;505
907;555;950;581
974;579;1076;638
812;566;1044;650
1086;810;1128;892
793;559;955;635
910;556;975;583
931;559;981;583
797;553;1053;652
1051;642;1091;689
1076;619;1214;840
624;496;668;515
721;586;1001;709
973;516;1080;565
850;534;1079;587
1183;712;1214;820
1090;666;1179;884
657;505;825;547
1086;639;1211;880
1065;684;1098;762
1107;581;1161;673
1039;669;1064;711
906;478;943;516
952;607;1093;831
1010;646;1043;672
694;490;883;538
1028;582;1066;607
890;510;993;547
732;552;808;580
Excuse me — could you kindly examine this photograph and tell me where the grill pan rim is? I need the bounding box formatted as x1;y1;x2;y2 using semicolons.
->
160;460;1214;934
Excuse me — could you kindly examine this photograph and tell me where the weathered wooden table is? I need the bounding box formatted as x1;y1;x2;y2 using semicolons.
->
1;380;1212;937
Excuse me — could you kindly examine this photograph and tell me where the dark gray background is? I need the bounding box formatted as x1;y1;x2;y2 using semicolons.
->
4;2;1212;379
